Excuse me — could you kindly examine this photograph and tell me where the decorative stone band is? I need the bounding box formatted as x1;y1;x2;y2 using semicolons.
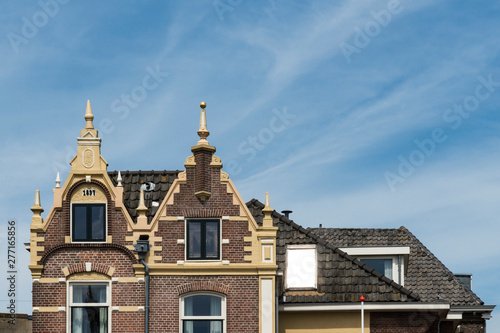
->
176;281;230;295
182;208;225;218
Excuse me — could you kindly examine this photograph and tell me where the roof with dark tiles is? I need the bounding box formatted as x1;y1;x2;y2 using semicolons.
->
108;170;180;223
307;227;484;306
247;199;419;304
104;172;483;307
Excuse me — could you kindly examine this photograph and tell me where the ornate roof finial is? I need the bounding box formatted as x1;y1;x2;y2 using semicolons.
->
85;100;94;130
55;172;61;188
262;192;274;227
265;192;271;208
117;171;123;187
137;190;148;213
197;101;210;145
31;190;44;218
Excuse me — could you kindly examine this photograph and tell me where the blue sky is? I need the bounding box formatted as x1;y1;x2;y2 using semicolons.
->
1;0;499;329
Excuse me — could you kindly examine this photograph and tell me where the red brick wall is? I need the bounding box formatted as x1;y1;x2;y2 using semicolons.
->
149;276;260;333
167;164;240;217
156;219;251;263
33;247;143;333
32;313;65;333
370;312;440;333
156;149;252;263
37;179;133;264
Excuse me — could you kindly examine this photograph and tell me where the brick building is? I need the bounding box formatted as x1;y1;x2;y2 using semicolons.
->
27;101;494;332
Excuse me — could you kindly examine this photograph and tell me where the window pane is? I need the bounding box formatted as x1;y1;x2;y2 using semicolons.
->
73;206;88;240
183;320;222;333
71;307;108;333
360;259;393;279
73;285;107;303
184;295;221;316
205;222;219;259
91;205;105;240
188;222;201;258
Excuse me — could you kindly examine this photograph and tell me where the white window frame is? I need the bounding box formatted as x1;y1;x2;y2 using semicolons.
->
70;202;108;244
179;292;226;333
66;280;111;333
339;247;410;286
285;244;317;290
184;218;222;262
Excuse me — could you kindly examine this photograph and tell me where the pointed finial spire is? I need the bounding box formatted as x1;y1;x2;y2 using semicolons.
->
117;171;123;187
85;100;94;130
262;192;274;227
137;190;148;213
55;172;61;188
265;192;270;208
197;102;210;145
31;190;44;218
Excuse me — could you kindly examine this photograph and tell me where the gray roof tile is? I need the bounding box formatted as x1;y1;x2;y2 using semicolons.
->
307;227;484;306
247;199;419;303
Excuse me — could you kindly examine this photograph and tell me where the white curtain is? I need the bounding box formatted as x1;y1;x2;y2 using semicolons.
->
210;296;221;316
210;297;222;333
72;285;108;333
383;260;393;279
184;297;194;333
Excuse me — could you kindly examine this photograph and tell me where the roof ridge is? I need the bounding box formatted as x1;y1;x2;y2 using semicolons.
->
248;199;420;302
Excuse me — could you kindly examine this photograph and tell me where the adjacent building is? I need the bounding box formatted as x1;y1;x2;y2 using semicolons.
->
27;101;494;332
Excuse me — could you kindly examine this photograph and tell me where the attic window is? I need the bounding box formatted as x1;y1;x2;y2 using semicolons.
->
285;245;317;289
72;204;106;242
339;247;410;285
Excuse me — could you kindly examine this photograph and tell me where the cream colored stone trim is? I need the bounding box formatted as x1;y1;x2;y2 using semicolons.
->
229;216;249;221
68;272;110;280
70;183;107;202
114;277;142;283
37;278;61;283
107;267;115;276
259;276;276;333
111;306;145;312
184;154;196;167
210;155;222;167
33;307;64;313
65;236;71;243
146;263;278;276
62;267;70;277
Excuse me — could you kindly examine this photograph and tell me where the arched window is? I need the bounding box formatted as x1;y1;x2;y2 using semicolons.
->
180;293;226;333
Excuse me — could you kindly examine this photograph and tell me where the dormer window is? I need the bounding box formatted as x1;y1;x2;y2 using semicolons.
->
72;203;106;242
339;246;410;285
285;245;317;289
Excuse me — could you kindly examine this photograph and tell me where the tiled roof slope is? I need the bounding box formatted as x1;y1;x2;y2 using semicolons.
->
108;170;180;223
247;199;419;303
308;227;483;306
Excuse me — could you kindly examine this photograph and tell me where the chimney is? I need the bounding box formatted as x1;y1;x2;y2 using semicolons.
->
281;210;292;219
454;273;472;289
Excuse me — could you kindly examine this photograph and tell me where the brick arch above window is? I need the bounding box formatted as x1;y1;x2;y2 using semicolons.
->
65;179;112;202
40;243;138;264
64;262;114;277
177;281;229;295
